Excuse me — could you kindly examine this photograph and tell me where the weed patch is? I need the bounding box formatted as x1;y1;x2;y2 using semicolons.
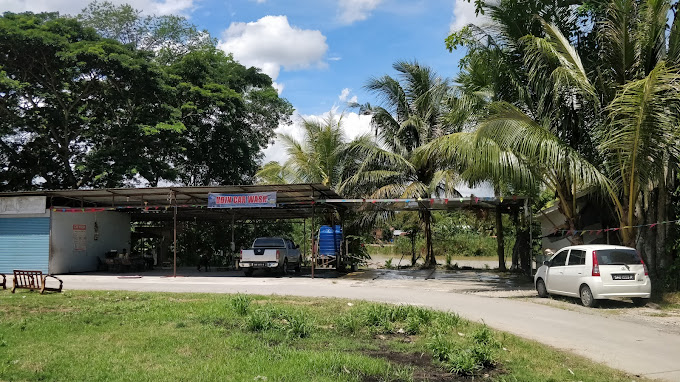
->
0;291;647;382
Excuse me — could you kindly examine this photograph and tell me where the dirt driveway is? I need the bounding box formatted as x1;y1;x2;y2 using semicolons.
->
54;267;680;381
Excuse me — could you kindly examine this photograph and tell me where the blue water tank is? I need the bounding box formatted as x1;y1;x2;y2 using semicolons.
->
319;225;342;256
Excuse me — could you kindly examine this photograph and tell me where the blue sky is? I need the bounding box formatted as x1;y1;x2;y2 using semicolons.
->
1;0;484;166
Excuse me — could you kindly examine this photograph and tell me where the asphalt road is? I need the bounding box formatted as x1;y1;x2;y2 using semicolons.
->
56;270;680;381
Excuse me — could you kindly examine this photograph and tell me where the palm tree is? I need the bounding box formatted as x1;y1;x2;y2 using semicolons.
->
340;61;460;267
433;0;680;278
256;113;349;188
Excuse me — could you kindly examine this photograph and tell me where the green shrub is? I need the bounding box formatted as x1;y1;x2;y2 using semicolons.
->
384;258;394;269
426;333;453;362
246;309;272;332
335;312;361;335
285;313;311;338
231;294;252;316
471;325;499;348
434;311;461;329
405;315;422;335
447;347;483;375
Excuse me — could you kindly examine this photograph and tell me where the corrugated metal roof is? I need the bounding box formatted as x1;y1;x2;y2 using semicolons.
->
0;184;341;221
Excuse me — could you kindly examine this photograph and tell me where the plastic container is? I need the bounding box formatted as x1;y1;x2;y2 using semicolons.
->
319;225;342;256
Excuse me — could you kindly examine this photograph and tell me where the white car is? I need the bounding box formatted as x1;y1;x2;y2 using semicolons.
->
534;245;651;307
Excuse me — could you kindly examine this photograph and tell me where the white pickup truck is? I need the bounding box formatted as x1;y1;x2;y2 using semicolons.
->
239;237;302;276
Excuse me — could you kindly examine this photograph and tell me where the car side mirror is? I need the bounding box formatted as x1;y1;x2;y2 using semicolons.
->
295;244;300;249
543;260;551;267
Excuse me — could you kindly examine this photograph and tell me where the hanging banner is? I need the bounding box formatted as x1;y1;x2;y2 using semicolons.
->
208;192;277;208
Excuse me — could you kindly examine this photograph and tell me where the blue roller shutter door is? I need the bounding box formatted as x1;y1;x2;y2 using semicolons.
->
0;217;50;273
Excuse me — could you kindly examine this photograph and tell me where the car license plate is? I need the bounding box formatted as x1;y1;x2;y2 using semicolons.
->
612;274;635;280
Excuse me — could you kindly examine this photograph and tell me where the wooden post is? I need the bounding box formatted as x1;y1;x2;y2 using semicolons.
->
173;204;177;278
496;205;506;271
311;204;315;279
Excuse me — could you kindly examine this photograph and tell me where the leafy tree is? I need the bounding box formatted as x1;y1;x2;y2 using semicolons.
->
0;12;181;189
167;47;293;186
78;1;215;64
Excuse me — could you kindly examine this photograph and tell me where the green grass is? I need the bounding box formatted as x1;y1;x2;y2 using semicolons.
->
660;292;680;310
0;290;647;381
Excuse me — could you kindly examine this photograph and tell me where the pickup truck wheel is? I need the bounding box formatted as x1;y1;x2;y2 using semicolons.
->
280;259;288;276
243;268;254;277
294;256;302;273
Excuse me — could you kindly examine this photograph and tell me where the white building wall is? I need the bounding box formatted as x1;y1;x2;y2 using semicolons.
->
50;211;130;273
537;208;599;251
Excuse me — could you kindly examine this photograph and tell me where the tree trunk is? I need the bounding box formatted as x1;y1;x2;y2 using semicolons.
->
421;210;436;268
513;227;531;276
641;188;658;281
495;206;506;271
410;234;417;266
511;206;520;270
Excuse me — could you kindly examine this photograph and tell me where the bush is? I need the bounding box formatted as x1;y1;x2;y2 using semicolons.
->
285;313;311;338
447;347;484;375
426;333;453;362
336;313;360;335
471;325;499;348
434;311;461;329
246;309;272;332
230;294;252;316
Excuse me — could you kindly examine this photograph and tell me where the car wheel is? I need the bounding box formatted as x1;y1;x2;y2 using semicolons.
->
536;279;549;298
280;259;288;276
294;256;302;273
632;298;648;307
580;285;598;308
243;268;254;277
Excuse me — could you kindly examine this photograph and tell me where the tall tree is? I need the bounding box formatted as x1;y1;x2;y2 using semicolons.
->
435;0;680;281
166;47;293;186
0;12;181;189
257;114;352;187
78;1;215;64
341;61;460;268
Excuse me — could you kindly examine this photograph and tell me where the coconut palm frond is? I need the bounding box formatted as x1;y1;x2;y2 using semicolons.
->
635;0;670;76
521;19;596;100
599;0;636;85
401;181;429;199
371;183;408;199
602;62;680;195
364;75;409;120
430;169;462;197
478;102;611;193
255;161;300;184
668;8;680;66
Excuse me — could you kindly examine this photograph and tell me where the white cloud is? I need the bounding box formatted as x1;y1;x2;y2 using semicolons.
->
0;0;195;16
338;88;358;104
450;0;490;32
339;88;351;102
338;0;383;24
218;15;328;81
262;109;372;164
272;81;285;95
